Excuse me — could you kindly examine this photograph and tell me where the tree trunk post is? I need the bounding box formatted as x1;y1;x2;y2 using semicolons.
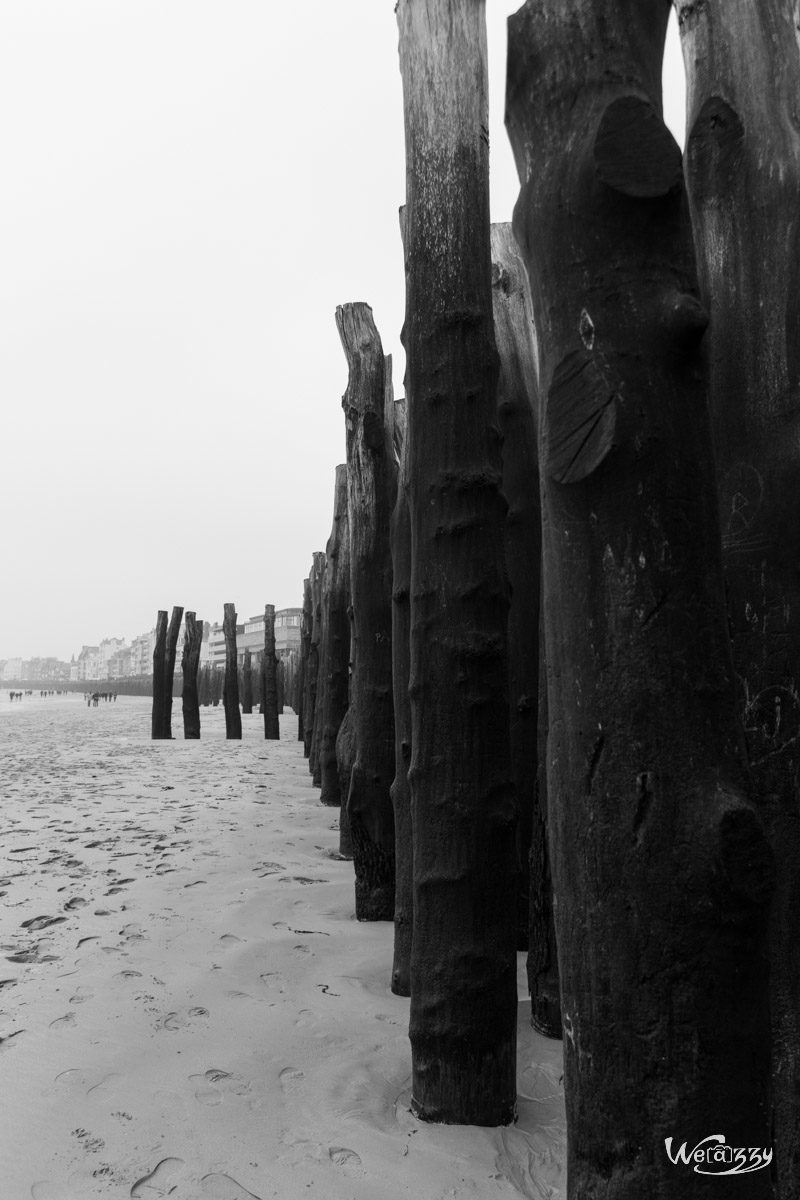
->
241;648;253;715
298;577;311;744
389;397;413;997
319;465;352;807
336;703;355;860
181;611;202;739
308;550;326;786
506;1;773;1192
676;6;800;1191
397;0;517;1126
490;221;542;957
162;606;183;740
222;602;242;740
302;574;317;756
336;303;397;922
151;610;168;740
262;604;280;740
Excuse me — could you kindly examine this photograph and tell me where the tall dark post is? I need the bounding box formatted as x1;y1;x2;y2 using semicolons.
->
389;398;413;997
676;4;800;1190
301;575;316;756
336;303;397;922
262;604;280;740
241;648;253;715
222;602;242;740
181;611;202;739
397;0;517;1126
297;578;311;743
308;551;326;786
163;606;183;739
507;1;773;1193
319;466;352;807
151;610;168;740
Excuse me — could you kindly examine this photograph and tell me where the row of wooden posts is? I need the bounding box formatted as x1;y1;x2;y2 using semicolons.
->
150;604;289;741
288;1;800;1197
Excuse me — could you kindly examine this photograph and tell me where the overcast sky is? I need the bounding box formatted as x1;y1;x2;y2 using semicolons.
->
0;2;685;661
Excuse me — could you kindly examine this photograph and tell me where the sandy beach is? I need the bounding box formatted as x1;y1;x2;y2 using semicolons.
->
0;695;564;1199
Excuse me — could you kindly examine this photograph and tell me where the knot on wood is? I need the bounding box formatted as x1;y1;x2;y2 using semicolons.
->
687;95;745;200
594;95;683;199
677;0;707;28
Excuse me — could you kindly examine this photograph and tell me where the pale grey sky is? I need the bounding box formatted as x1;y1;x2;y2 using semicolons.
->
0;2;685;661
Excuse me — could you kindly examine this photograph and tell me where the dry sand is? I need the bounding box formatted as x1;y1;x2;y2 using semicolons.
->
0;694;564;1199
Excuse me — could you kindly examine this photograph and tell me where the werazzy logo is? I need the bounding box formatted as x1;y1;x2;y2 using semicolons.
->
665;1135;772;1176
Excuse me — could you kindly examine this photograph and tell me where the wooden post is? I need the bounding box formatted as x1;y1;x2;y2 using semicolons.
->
308;551;326;786
181;611;202;739
262;604;280;740
490;223;560;1034
336;303;397;922
300;576;314;755
162;606;183;739
507;0;773;1190
297;579;311;742
397;0;517;1125
222;603;242;740
151;610;168;740
241;648;253;715
390;397;413;997
676;6;800;1190
319;465;352;806
336;703;355;860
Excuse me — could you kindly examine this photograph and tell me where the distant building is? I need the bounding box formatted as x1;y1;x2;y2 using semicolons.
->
206;608;301;668
128;629;155;677
2;657;23;681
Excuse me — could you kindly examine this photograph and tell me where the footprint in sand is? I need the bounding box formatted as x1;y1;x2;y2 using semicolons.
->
68;987;93;1005
189;1068;252;1107
329;1147;363;1168
278;1066;304;1095
64;896;87;911
130;1156;185;1197
156;1007;209;1032
49;1012;76;1030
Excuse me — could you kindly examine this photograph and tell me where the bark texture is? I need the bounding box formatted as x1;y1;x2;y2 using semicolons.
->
506;2;773;1193
677;6;800;1191
389;397;413;997
241;649;253;715
397;0;517;1126
336;703;355;860
319;465;352;807
262;604;280;740
181;611;202;740
336;302;396;922
151;610;169;740
222;602;242;740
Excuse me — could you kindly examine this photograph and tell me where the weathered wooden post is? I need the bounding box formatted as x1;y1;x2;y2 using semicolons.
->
397;0;517;1125
308;551;326;786
241;648;253;715
335;703;355;860
162;606;183;739
181;611;202;739
222;603;242;740
506;0;774;1191
490;223;560;1034
262;604;280;740
336;303;397;921
297;579;311;742
676;5;800;1190
491;223;540;952
151;610;168;740
301;576;315;755
318;466;352;807
389;396;413;997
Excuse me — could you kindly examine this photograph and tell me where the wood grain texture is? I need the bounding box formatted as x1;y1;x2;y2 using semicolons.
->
319;466;351;806
181;611;202;740
222;602;241;740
